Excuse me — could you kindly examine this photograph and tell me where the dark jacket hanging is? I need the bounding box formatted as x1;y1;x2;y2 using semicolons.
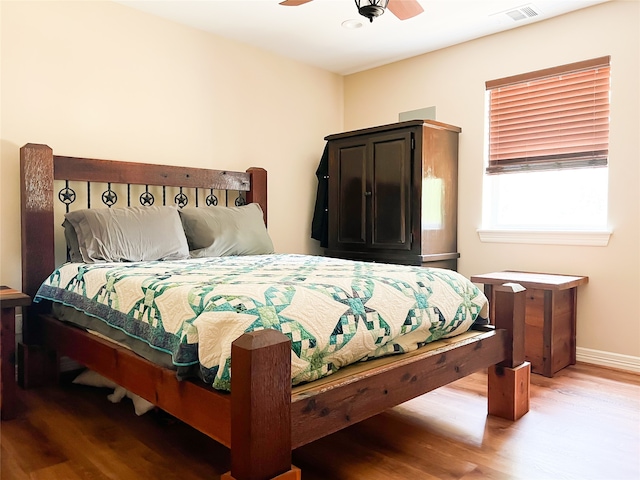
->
311;143;329;248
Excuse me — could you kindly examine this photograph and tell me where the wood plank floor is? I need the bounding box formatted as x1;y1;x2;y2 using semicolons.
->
2;363;638;480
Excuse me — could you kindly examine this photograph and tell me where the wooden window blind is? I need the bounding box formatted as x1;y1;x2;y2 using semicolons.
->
486;56;610;174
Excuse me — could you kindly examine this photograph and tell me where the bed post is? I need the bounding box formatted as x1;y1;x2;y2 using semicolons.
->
246;167;268;226
19;144;60;388
223;329;301;480
487;283;530;421
20;144;55;300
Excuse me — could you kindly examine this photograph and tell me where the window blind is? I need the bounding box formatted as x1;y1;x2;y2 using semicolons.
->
486;56;610;174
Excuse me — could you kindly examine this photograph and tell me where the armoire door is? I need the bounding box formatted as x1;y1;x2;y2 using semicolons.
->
329;138;367;249
368;130;412;251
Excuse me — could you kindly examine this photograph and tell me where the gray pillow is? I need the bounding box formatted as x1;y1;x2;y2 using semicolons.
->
179;203;274;257
65;206;189;263
62;218;84;263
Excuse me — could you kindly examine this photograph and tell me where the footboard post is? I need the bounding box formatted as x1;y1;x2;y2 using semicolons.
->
223;329;300;480
488;283;530;421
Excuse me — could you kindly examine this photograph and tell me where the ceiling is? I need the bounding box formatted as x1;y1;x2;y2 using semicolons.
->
115;0;609;75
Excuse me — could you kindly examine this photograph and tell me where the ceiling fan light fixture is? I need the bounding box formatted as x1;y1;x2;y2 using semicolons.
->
354;0;389;22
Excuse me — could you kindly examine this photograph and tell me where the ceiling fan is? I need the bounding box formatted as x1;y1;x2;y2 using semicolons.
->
279;0;424;23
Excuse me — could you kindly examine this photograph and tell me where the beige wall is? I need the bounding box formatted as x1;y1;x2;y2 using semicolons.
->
344;0;640;359
2;1;638;361
1;0;342;290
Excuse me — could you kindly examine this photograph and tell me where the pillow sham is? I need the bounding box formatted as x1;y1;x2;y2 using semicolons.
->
179;203;275;257
65;206;189;263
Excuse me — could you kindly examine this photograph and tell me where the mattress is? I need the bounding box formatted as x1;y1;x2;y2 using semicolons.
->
35;254;489;391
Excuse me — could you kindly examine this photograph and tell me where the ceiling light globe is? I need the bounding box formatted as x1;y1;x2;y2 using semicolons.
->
354;0;389;22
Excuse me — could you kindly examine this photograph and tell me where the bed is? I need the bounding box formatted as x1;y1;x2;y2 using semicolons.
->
17;143;530;480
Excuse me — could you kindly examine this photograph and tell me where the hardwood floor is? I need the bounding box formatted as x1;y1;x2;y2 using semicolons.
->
1;363;638;480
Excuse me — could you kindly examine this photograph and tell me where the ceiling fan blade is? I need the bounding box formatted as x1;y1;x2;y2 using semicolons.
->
387;0;424;20
279;0;313;5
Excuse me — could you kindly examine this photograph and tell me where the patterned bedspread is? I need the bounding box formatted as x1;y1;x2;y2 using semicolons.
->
34;254;488;391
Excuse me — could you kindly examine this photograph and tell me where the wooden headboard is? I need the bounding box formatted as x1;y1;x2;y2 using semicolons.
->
20;143;267;299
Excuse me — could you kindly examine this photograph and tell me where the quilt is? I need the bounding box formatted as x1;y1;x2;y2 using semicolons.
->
34;254;489;391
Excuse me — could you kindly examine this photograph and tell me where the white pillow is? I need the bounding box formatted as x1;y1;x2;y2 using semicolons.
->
72;369;117;389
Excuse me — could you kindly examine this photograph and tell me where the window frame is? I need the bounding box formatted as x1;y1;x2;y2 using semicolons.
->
479;57;613;245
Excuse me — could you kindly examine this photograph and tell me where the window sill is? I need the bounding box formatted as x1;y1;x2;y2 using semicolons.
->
477;229;612;246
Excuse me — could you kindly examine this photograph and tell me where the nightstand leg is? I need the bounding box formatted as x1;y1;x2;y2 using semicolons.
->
1;307;17;420
543;290;554;378
569;288;578;365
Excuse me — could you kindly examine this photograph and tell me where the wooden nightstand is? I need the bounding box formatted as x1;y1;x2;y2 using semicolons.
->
1;286;31;420
470;272;588;377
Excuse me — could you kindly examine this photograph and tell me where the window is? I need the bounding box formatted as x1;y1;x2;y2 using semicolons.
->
481;56;611;240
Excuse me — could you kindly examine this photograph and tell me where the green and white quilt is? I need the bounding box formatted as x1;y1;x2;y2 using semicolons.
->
35;254;488;391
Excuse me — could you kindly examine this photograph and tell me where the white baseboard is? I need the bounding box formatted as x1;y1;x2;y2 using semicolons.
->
576;347;640;374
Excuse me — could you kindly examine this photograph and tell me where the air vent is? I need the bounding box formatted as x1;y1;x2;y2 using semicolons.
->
504;4;540;21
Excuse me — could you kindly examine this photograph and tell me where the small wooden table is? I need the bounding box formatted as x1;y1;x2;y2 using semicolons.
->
1;286;31;420
470;272;588;377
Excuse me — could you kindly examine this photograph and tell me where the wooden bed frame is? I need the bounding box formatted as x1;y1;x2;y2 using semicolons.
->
16;143;530;480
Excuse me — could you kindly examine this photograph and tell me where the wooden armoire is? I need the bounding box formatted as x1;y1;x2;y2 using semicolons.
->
324;119;461;270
